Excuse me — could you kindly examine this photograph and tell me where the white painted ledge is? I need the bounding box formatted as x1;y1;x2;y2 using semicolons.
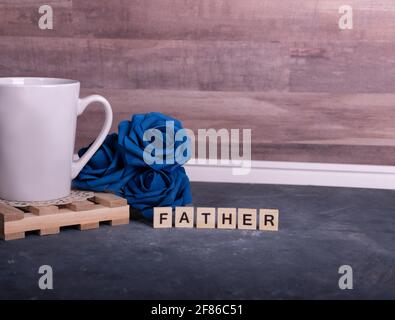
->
185;160;395;190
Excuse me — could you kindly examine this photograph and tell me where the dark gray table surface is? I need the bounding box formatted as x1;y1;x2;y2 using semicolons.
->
0;182;394;299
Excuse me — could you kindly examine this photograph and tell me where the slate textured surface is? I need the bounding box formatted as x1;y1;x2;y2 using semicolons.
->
0;182;394;299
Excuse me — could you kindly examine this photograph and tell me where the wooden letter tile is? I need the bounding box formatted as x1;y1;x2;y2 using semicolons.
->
196;207;216;229
175;207;194;228
259;209;279;231
217;208;236;229
238;208;257;230
153;207;173;228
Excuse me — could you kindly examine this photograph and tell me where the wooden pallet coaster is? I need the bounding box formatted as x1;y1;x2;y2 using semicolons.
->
0;193;129;241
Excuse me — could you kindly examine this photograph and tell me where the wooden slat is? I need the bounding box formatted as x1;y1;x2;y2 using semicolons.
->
72;0;395;42
0;203;24;222
3;232;25;241
93;193;127;208
251;143;395;166
290;42;395;93
0;36;289;91
109;218;129;226
39;227;60;236
78;222;99;230
2;1;395;42
3;37;395;95
65;200;96;212
27;205;59;216
76;88;395;165
0;0;73;37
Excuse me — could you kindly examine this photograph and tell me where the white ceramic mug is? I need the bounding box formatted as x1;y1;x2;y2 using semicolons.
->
0;77;113;202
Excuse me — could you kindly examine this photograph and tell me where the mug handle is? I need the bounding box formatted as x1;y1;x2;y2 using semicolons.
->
71;95;113;179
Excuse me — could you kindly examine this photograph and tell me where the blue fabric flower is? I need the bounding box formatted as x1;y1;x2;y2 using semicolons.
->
121;166;192;219
118;112;190;172
73;112;193;220
73;133;131;193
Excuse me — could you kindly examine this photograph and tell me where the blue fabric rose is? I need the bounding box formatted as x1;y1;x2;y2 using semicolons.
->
73;133;132;193
118;112;191;172
121;166;192;219
73;112;193;220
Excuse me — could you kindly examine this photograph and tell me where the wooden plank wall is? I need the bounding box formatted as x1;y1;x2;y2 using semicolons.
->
1;0;395;165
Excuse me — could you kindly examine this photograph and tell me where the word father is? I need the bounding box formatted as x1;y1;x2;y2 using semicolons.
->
153;207;279;231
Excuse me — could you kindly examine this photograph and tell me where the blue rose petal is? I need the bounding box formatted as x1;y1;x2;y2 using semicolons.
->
73;133;131;193
118;112;190;172
121;167;192;219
